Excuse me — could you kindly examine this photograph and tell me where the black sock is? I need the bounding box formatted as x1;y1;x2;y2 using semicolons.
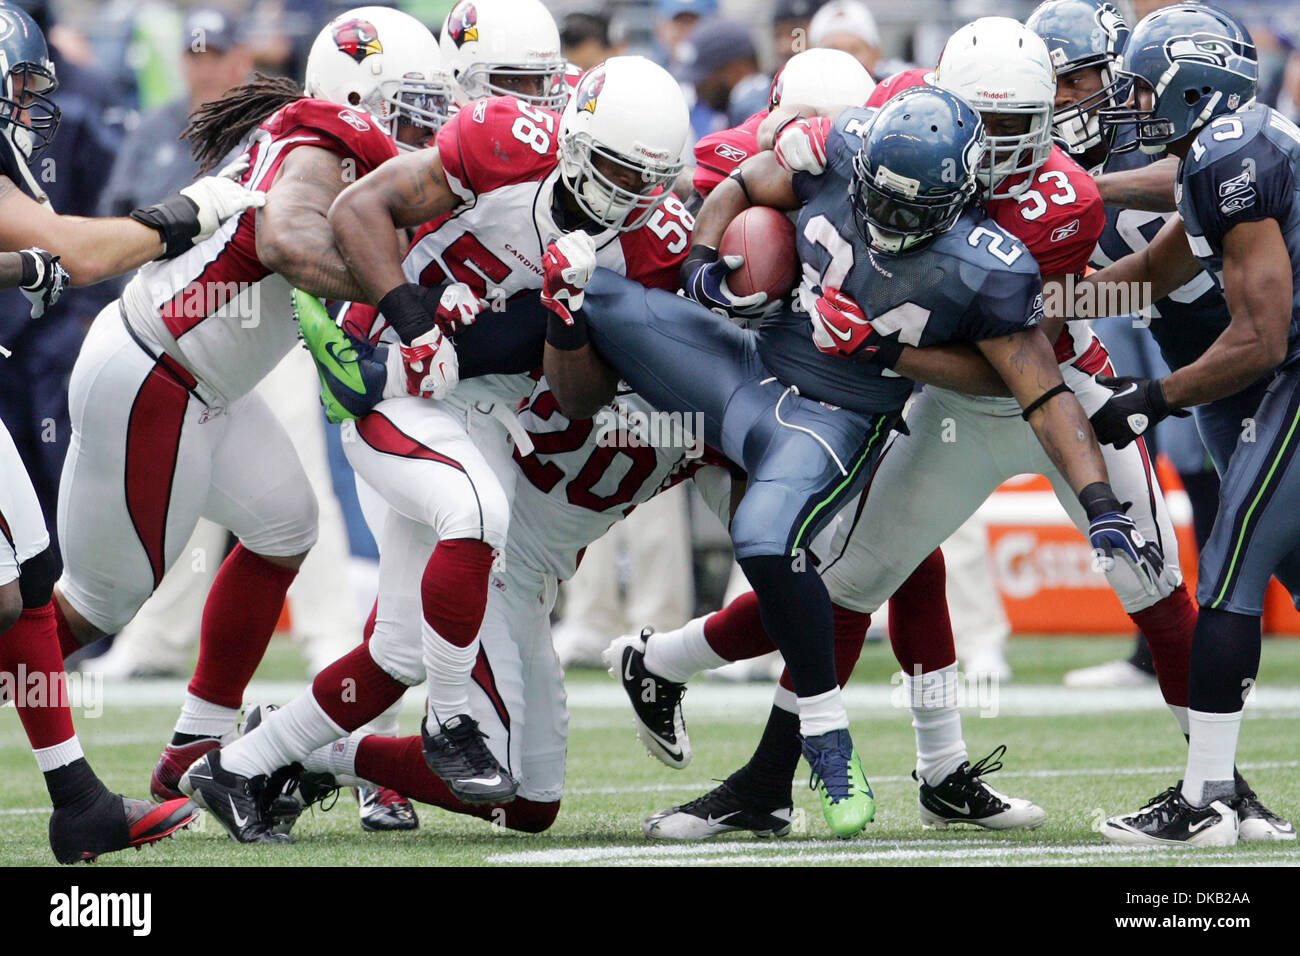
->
726;704;802;808
1127;631;1156;674
170;731;218;747
737;554;836;697
1189;607;1261;713
44;757;108;811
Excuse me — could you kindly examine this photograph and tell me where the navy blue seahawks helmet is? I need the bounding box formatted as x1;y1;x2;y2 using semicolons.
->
1026;0;1129;156
0;0;57;164
1100;3;1255;155
850;86;983;254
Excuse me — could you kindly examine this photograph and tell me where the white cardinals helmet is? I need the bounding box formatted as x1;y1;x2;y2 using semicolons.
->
769;48;876;113
558;56;689;231
305;6;454;147
440;0;567;110
935;17;1056;198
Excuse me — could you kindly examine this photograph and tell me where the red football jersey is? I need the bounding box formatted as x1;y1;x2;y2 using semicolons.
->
692;110;767;198
863;67;932;108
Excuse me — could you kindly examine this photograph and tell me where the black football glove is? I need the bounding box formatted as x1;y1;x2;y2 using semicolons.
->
1080;482;1166;600
1088;374;1188;449
18;247;69;319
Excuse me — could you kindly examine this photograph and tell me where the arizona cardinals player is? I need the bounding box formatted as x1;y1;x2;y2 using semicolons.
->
49;8;451;828
187;55;695;842
0;0;275;861
440;0;569;110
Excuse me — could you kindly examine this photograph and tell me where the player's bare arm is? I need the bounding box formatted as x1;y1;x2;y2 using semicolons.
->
1160;219;1292;409
692;152;800;248
977;327;1109;493
892;341;1012;396
327;147;462;304
1092;156;1179;212
1080;213;1200;305
257;146;393;303
543;342;622;418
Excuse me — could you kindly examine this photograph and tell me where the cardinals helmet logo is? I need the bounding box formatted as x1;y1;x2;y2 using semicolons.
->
578;67;606;115
333;18;382;63
447;1;479;47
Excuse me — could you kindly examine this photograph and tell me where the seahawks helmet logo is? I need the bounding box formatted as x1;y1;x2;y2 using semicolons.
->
577;67;605;115
1164;33;1237;68
333;18;382;63
447;1;479;47
1094;4;1126;52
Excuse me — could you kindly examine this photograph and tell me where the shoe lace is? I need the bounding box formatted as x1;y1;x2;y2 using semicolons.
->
964;744;1007;781
805;741;853;802
445;719;500;775
678;781;732;815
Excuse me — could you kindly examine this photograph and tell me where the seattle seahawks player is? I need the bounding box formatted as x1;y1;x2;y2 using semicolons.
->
0;0;269;861
1029;0;1293;840
1075;4;1300;846
538;86;1161;838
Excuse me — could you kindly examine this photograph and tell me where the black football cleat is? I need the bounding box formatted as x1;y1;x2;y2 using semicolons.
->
603;628;691;769
49;787;198;864
916;745;1046;830
1101;782;1238;847
421;714;517;805
642;780;793;840
1232;788;1296;842
357;786;420;832
178;750;292;844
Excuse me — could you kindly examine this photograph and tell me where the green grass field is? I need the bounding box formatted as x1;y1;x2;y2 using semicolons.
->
4;637;1299;866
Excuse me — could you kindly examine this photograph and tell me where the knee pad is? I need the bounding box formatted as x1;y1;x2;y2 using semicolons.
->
18;546;59;609
367;620;425;686
237;491;320;558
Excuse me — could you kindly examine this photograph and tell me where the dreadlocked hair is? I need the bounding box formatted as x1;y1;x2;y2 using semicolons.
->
185;73;305;173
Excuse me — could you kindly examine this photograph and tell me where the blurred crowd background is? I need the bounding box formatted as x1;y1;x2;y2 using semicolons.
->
3;0;1300;687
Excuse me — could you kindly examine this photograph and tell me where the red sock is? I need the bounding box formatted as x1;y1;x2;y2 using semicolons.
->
888;548;957;674
1130;584;1195;708
355;734;559;832
312;642;408;731
702;590;775;661
187;544;298;709
0;601;76;749
362;599;377;643
52;599;81;660
778;603;871;692
421;539;495;647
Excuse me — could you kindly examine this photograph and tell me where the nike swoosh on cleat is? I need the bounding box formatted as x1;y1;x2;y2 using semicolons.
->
706;811;740;827
228;796;249;829
461;775;503;787
1186;816;1216;835
623;649;636;683
933;796;971;815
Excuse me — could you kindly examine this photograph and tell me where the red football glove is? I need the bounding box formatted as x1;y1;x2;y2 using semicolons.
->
540;232;597;325
809;287;903;367
397;328;459;400
774;116;832;175
433;282;490;335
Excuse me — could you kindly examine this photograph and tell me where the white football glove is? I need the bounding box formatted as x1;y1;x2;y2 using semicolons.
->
384;327;460;401
435;282;490;333
179;175;267;244
541;230;598;320
215;154;252;181
773;116;832;175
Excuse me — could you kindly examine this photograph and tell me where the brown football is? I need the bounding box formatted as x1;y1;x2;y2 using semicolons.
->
717;206;799;301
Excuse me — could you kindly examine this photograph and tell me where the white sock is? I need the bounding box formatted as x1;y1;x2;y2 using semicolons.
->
905;664;968;786
797;687;848;737
643;616;726;683
357;699;402;738
173;694;240;740
33;735;83;773
424;628;478;724
222;691;345;778
302;733;367;788
1182;708;1242;807
773;682;798;716
1167;704;1190;737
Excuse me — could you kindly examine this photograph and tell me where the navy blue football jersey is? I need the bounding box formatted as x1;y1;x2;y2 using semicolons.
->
1177;104;1300;360
1090;131;1228;371
756;107;1044;415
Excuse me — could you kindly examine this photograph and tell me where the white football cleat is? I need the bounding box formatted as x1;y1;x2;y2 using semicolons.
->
916;746;1046;830
1100;784;1238;847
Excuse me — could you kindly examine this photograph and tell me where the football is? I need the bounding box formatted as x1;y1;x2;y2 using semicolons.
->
717;206;799;301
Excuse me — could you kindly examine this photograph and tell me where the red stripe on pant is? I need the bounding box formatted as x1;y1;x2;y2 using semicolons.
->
123;362;190;587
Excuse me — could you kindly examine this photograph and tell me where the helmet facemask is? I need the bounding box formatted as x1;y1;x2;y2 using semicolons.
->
379;73;456;150
851;150;976;255
976;104;1052;198
1053;62;1130;154
461;62;567;110
560;133;681;232
0;64;60;162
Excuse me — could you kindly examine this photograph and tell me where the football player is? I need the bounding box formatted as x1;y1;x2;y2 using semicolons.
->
620;17;1215;840
184;54;697;842
0;0;271;861
538;86;1160;839
1073;4;1300;846
1029;0;1293;839
439;0;569;110
49;6;451;816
